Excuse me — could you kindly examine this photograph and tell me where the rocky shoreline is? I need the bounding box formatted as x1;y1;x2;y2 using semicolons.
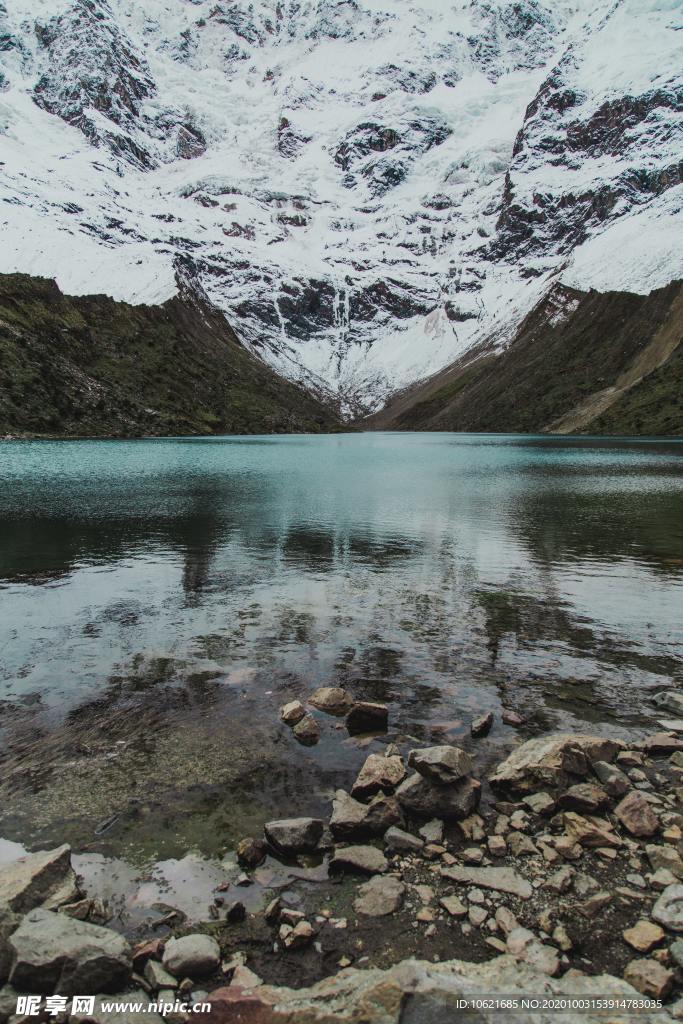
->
3;686;683;1022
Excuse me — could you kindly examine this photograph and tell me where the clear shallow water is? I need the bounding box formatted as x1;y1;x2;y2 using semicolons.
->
0;432;682;861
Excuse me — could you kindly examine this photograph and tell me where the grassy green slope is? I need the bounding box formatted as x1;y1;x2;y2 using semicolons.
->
0;273;340;437
368;280;683;436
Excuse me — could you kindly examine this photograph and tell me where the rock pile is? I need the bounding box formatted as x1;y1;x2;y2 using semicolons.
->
279;688;389;746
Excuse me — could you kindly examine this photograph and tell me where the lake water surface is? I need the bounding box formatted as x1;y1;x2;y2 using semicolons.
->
0;432;682;868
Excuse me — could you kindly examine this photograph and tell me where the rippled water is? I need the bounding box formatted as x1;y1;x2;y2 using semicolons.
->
0;432;681;860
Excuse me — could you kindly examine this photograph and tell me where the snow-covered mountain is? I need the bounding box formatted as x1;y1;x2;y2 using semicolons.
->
0;0;681;415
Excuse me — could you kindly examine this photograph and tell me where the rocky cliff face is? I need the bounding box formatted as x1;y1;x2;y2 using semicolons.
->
0;0;680;417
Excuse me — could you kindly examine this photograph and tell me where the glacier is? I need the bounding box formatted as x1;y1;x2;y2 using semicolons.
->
0;0;681;415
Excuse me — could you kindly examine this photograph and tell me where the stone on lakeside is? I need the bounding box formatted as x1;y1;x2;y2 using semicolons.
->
471;712;494;737
506;927;560;977
592;760;630;798
653;691;683;717
163;934;220;979
396;773;480;820
507;833;537;857
264;817;324;856
440;865;532;900
502;710;524;727
236;837;267;868
9;908;131;995
280;700;306;725
351;753;405;798
640;733;683;756
345;702;389;735
489;734;622;793
651;885;683;932
614;791;659;837
622;921;664;954
329;845;388;875
408;745;473;785
623;958;673;1000
488;835;507;857
0;844;78;914
199;955;671;1022
559;784;611;814
230;964;262;989
563;812;621;849
144;958;178;990
354;875;405;917
578;892;612;919
281;920;314;949
543;866;574;894
440;896;468;919
646;844;683;879
419;820;444;844
292;714;320;745
522;792;556;815
308;687;353;715
329;790;402;840
384;826;424;854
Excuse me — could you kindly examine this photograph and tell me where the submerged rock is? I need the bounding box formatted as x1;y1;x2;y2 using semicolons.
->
9;908;131;994
280;700;307;725
292;715;320;745
408;745;473;784
309;687;353;715
346;702;389;735
264;818;324;856
471;712;494;737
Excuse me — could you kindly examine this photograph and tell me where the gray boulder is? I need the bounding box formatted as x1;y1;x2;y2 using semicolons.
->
490;734;622;793
162;934;220;979
408;745;473;784
384;826;424;854
308;687;353;715
329;845;388;875
351;754;405;798
8;908;131;994
354;875;405;917
652;885;683;932
592;760;630;798
329;790;402;840
0;845;78;914
264;817;324;855
396;773;481;820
